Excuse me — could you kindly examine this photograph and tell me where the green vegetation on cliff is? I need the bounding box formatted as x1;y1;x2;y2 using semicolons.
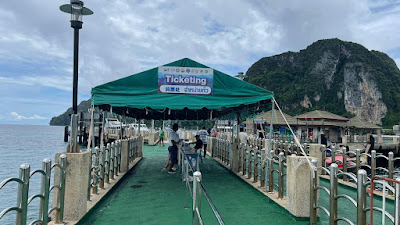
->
245;38;400;126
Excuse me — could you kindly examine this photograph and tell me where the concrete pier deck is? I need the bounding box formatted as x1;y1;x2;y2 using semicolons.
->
77;145;308;225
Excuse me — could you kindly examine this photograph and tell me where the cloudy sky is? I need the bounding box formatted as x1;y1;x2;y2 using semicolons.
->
0;0;399;125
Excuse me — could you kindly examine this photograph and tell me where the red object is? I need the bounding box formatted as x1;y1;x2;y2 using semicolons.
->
369;176;400;225
325;156;352;168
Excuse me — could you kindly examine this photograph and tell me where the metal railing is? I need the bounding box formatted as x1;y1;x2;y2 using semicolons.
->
369;176;400;225
321;146;400;193
265;151;286;198
236;141;287;199
271;139;309;156
310;162;400;225
182;152;225;225
214;138;231;166
310;162;368;225
89;138;139;198
0;154;67;225
129;137;139;164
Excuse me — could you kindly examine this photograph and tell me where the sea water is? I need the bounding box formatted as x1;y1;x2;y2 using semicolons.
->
0;124;68;225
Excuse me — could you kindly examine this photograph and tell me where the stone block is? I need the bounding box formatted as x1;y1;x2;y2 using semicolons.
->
120;139;129;172
286;155;317;218
232;140;239;172
138;136;143;157
147;132;158;146
309;144;323;168
53;151;90;221
209;137;215;157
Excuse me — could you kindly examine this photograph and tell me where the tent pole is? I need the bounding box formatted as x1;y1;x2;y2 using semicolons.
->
237;114;240;147
230;119;234;170
268;100;274;159
100;111;105;146
237;114;240;172
138;118;141;136
92;107;96;148
87;104;95;150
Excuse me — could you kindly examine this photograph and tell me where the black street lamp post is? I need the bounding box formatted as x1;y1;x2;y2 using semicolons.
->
60;0;93;153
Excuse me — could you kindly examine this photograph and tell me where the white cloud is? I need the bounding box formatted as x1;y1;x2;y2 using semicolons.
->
10;112;46;120
2;0;400;125
2;0;400;94
0;75;71;91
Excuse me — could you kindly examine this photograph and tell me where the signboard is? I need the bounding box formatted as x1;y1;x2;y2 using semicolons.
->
185;153;199;171
158;66;213;95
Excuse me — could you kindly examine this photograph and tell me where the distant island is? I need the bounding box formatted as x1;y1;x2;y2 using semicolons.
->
49;99;91;126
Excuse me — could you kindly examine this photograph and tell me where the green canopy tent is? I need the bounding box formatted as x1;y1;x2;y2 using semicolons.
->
91;58;274;120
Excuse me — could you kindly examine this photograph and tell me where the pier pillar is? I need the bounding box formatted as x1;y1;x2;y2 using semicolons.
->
53;151;90;221
138;136;143;157
148;132;158;146
342;135;348;145
246;119;254;135
377;129;383;144
210;137;215;157
309;144;323;168
232;140;239;172
296;127;302;141
207;137;213;156
264;138;270;152
120;139;129;172
394;136;399;154
286;155;317;218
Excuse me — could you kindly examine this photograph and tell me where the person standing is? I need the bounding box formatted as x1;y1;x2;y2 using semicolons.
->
239;128;249;145
192;135;203;152
154;128;165;146
162;123;180;174
159;128;165;146
198;126;209;158
366;132;375;154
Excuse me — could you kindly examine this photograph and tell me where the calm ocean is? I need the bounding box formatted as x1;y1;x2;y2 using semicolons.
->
0;124;68;225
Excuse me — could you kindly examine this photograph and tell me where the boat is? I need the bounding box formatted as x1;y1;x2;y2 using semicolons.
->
104;117;122;141
128;123;150;132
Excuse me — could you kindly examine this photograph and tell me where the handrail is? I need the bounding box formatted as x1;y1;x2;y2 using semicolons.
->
336;194;357;207
310;164;369;225
369;176;400;225
317;185;330;195
0;207;22;219
0;155;67;225
336;217;355;225
199;182;226;225
0;177;24;188
195;207;204;225
182;150;225;225
315;205;330;217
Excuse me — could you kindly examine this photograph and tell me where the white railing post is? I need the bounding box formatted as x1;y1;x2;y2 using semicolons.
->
193;171;202;225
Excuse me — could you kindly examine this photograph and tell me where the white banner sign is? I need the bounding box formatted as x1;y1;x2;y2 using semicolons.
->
158;66;213;95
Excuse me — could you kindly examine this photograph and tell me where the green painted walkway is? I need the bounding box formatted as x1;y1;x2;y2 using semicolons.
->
77;145;308;225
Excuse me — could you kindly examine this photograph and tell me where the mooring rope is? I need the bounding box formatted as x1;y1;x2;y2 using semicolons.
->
272;98;316;170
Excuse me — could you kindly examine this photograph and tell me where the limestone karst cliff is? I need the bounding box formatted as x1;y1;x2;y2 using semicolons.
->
245;38;400;126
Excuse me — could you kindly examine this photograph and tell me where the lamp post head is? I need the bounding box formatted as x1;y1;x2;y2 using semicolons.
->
60;0;93;28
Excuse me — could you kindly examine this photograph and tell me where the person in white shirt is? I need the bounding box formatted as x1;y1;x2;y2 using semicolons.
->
239;128;249;145
198;127;209;158
162;123;180;174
